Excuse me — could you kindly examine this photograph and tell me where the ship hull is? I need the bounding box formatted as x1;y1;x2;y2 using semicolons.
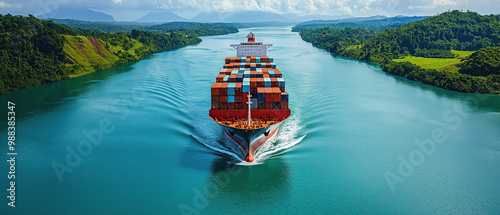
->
221;123;281;162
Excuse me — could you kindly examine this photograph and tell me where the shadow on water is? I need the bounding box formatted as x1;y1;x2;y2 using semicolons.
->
0;61;138;130
378;70;500;112
325;51;500;113
204;157;291;213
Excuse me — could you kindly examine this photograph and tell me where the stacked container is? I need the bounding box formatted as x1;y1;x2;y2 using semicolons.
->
211;56;289;110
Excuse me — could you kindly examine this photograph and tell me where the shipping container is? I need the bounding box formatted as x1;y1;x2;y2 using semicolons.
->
228;103;235;110
281;92;289;102
274;102;281;109
257;78;265;87
220;95;228;103
242;82;250;93
235;95;242;103
264;78;271;87
228;96;235;103
235;83;242;95
257;87;266;102
265;102;273;109
216;74;225;82
281;102;288;109
251;98;258;109
227;82;236;96
219;83;228;95
211;83;220;95
273;87;281;102
220;102;227;110
271;78;278;87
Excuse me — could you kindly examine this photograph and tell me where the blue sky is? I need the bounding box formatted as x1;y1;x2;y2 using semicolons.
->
0;0;499;21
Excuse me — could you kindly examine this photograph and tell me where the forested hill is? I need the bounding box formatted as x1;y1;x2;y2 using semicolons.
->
0;15;237;94
297;10;500;94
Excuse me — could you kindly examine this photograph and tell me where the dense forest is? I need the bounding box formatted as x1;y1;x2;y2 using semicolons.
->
292;16;427;32
0;15;242;94
144;22;238;36
297;10;500;94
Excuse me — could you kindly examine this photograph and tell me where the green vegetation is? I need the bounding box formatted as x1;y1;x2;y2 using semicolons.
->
297;10;500;94
292;16;428;32
0;14;225;94
51;19;240;36
145;22;238;36
394;50;474;72
459;47;500;76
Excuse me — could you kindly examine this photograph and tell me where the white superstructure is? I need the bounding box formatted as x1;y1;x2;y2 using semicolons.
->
230;32;272;57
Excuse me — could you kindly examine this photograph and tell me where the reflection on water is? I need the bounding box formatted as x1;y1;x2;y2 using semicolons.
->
203;157;291;214
0;61;137;130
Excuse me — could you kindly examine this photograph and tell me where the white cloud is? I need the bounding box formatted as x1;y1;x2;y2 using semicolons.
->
0;1;23;8
112;0;122;5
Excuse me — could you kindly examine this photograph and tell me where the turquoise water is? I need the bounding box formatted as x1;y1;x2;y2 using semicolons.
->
1;27;500;214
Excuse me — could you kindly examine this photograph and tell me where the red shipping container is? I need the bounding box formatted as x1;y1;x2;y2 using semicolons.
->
265;90;273;102
235;95;242;103
271;78;278;87
216;74;225;82
235;103;242;109
229;74;237;82
281;102;288;109
242;92;249;103
219;83;228;95
274;70;282;78
219;102;227;110
211;95;219;104
211;83;220;95
263;74;270;79
250;88;257;95
265;102;273;109
273;87;281;102
211;102;219;109
280;87;285;92
257;78;264;87
250;78;257;88
235;83;242;95
220;96;227;103
228;103;235;110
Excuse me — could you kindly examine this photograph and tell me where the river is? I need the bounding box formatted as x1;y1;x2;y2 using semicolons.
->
1;27;500;214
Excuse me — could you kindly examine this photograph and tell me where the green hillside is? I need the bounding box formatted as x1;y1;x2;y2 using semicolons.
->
297;10;500;94
0;15;225;94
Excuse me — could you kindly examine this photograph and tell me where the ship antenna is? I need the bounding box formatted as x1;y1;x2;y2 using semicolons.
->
246;94;252;126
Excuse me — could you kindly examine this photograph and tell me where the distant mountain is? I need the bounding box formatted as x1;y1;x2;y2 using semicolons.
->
190;12;234;22
282;13;352;22
134;11;188;23
37;8;115;22
222;11;292;23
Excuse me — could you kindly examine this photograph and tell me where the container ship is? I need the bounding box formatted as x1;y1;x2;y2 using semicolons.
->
209;32;291;162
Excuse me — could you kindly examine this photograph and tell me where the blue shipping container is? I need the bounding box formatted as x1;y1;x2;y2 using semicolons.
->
228;96;235;103
250;99;258;109
257;93;266;102
281;93;288;102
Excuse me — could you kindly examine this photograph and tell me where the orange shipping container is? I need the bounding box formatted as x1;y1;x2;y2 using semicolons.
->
211;83;220;95
216;74;225;82
273;87;281;102
219;83;228;95
235;83;242;95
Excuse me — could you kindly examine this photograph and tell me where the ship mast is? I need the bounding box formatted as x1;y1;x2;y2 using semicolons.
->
246;94;252;126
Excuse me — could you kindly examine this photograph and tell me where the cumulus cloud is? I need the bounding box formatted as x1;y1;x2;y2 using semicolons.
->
0;1;23;8
0;0;498;19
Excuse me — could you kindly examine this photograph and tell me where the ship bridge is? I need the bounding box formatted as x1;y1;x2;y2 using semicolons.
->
230;32;272;57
